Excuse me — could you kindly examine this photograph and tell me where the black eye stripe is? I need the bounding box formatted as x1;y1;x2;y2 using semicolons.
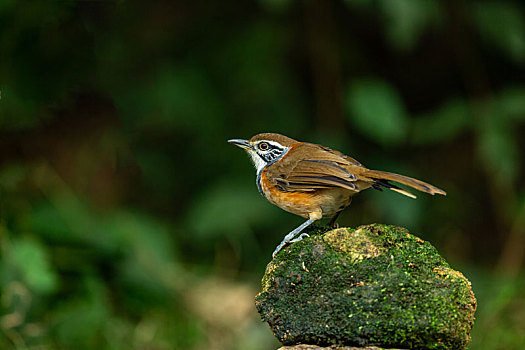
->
258;143;287;163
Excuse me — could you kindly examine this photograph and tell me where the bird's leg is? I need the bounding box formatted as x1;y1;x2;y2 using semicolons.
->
327;199;350;227
327;210;342;228
272;218;315;258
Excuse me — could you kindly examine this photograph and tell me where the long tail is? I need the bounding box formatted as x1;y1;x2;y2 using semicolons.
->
364;169;446;199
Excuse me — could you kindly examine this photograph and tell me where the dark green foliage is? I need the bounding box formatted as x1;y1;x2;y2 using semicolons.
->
256;225;476;349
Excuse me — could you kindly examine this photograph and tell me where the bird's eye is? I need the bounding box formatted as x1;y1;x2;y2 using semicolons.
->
258;142;269;151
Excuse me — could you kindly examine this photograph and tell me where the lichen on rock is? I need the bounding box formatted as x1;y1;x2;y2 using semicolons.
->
255;224;476;350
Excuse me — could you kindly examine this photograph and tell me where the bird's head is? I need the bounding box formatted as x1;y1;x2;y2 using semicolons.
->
228;133;298;173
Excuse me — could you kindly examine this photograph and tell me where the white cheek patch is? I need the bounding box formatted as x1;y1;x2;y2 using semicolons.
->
249;151;267;174
247;142;290;175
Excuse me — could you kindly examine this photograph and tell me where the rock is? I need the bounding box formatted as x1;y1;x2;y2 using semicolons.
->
278;345;397;350
255;224;476;350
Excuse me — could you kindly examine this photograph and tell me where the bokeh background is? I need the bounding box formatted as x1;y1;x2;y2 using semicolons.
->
1;0;524;349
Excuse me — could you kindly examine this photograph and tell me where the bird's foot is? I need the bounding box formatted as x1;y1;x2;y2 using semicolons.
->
290;233;310;243
272;233;312;257
272;241;287;258
272;219;315;258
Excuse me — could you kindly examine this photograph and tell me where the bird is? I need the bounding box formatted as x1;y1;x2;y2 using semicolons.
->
228;133;446;258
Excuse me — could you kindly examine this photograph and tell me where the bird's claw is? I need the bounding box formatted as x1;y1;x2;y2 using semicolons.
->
272;233;312;258
290;233;310;243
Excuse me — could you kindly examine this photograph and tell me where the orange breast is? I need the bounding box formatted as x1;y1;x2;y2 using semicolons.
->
259;170;353;219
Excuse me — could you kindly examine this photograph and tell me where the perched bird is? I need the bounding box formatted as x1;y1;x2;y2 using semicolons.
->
228;133;446;257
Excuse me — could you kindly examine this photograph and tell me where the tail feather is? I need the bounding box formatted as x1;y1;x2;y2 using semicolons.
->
365;169;446;198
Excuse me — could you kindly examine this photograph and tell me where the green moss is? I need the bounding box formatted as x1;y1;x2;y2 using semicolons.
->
255;224;476;350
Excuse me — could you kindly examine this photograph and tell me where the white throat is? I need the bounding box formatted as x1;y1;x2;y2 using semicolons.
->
249;151;268;174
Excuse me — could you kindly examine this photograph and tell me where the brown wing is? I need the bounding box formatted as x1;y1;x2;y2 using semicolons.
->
266;142;446;198
267;143;366;192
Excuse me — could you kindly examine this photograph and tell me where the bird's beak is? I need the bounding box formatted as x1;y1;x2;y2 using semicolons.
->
228;138;251;150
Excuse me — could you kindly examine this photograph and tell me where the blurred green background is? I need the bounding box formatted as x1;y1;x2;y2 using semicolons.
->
1;0;524;349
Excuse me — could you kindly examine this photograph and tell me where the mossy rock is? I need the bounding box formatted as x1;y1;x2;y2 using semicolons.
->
255;224;476;350
278;345;397;350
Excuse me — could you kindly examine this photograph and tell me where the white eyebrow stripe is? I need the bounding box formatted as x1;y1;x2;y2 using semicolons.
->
266;141;285;149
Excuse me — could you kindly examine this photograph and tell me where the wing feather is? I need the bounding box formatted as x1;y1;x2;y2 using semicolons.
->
269;143;363;192
264;142;446;198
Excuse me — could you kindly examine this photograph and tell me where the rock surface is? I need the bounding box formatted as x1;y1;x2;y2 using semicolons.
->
255;224;476;350
278;346;399;350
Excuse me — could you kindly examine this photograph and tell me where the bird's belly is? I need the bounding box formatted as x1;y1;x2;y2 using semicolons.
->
260;173;353;218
